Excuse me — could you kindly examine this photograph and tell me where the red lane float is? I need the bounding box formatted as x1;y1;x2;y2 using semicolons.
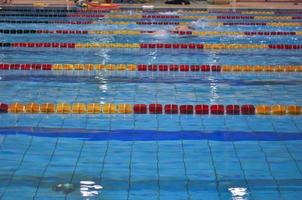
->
226;105;240;115
244;31;296;36
217;16;254;19
86;3;120;10
180;105;194;114
241;104;255;115
1;102;300;115
165;104;178;114
142;15;180;19
66;14;105;18
133;104;147;114
8;42;76;48
149;104;163;114
195;105;209;114
268;44;302;49
210;105;224;115
224;22;267;26
139;43;204;49
0;103;8;113
136;22;180;25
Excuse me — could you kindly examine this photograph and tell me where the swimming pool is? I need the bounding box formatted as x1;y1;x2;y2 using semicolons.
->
0;6;302;200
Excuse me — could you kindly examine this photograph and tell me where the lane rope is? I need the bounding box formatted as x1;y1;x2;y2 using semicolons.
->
1;29;301;36
1;63;302;72
2;42;302;50
1;103;301;115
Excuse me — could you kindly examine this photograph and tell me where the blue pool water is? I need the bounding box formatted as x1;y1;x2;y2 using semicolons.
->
1;7;302;200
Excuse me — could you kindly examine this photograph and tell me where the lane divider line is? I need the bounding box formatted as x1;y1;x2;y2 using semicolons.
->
1;63;302;72
2;8;302;15
0;103;301;115
2;42;302;50
1;29;301;36
1;13;302;20
1;20;302;27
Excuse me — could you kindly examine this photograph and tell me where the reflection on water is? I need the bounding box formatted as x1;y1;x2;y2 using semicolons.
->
80;181;103;198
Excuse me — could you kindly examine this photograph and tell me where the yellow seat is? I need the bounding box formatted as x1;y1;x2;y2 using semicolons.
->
87;103;101;114
25;103;40;113
287;105;302;115
9;102;24;113
255;105;271;115
118;104;132;114
102;103;116;114
40;103;55;113
56;103;71;114
72;103;86;114
271;105;286;115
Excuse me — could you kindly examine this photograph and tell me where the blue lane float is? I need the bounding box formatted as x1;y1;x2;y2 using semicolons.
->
0;127;302;141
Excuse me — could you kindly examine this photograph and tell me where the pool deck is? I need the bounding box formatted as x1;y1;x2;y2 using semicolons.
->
1;0;302;9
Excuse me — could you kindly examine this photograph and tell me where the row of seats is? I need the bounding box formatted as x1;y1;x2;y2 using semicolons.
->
1;103;301;115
